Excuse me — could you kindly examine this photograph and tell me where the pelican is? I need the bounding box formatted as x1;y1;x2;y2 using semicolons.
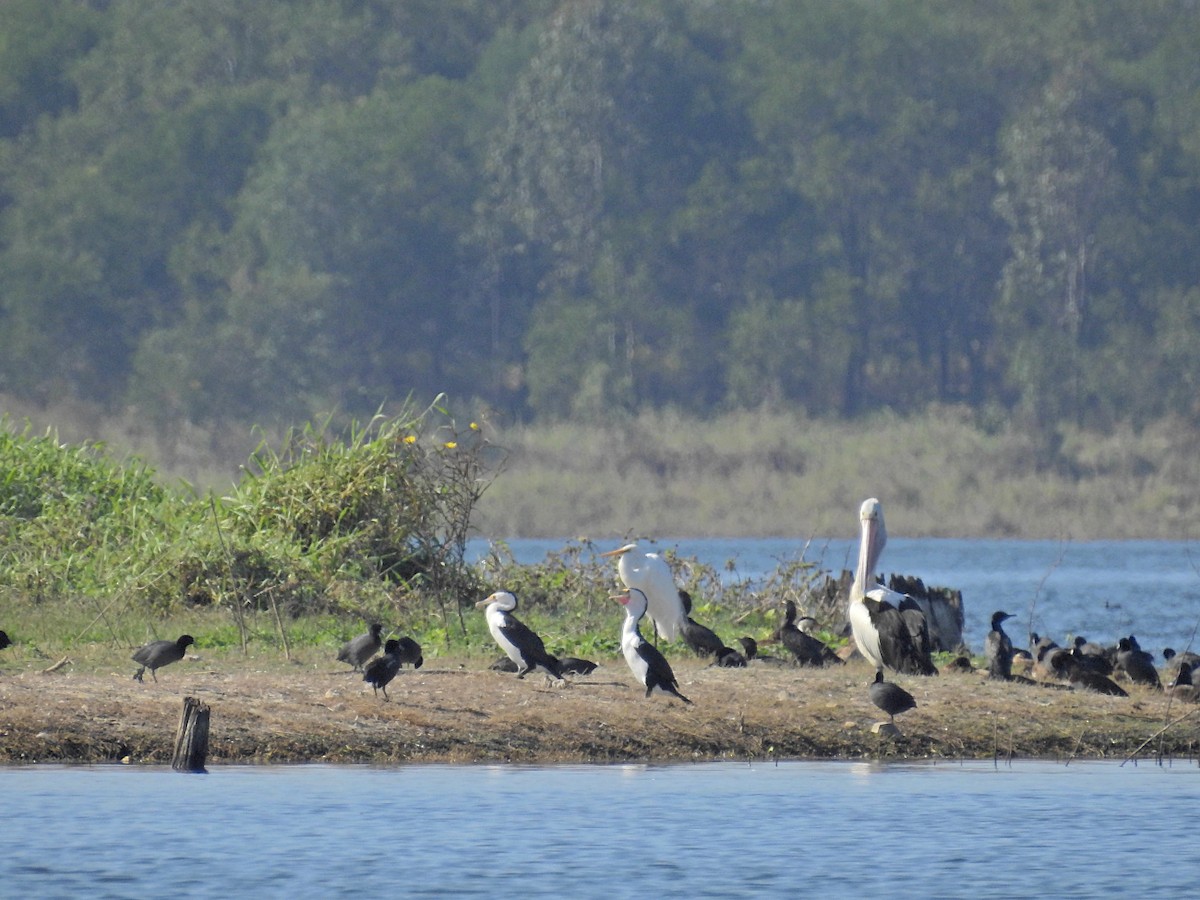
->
601;543;688;642
476;591;565;681
613;589;692;703
848;498;937;676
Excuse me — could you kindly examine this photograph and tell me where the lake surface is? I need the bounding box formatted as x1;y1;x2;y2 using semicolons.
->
469;537;1200;657
3;761;1198;898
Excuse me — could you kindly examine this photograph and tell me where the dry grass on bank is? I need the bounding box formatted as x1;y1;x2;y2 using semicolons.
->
2;646;1198;766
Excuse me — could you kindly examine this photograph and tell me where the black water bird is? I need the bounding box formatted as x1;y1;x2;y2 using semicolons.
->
776;600;841;667
337;623;383;672
1163;648;1200;669
363;639;404;700
713;646;748;668
614;589;691;704
1070;636;1113;676
1163;648;1200;685
1168;663;1200;703
394;636;424;670
0;630;11;650
678;589;729;658
558;656;599;676
985;611;1015;680
869;670;916;725
1065;664;1129;697
1115;637;1161;689
131;634;194;683
737;635;784;666
476;591;565;681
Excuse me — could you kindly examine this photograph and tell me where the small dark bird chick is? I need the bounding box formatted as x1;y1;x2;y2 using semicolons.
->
132;634;194;682
337;623;384;672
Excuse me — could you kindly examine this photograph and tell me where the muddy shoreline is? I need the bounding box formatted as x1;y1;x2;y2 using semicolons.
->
3;650;1198;766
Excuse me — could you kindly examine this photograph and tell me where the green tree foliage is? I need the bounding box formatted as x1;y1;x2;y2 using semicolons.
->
1;0;1200;437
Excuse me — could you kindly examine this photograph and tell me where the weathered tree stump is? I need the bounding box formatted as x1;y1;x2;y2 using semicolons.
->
171;696;210;773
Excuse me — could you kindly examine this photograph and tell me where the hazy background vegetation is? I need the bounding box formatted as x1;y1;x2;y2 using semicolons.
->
3;1;1200;539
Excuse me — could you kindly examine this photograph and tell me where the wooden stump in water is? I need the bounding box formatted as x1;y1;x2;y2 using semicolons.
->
171;696;210;773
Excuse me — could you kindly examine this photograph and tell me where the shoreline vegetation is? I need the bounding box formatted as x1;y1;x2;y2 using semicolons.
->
3;400;1200;765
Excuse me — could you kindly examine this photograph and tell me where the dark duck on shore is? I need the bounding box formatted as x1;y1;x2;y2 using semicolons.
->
1168;662;1200;703
363;639;404;700
132;634;194;682
737;636;784;666
0;630;11;651
337;623;383;672
869;670;916;727
614;589;692;704
476;591;565;681
984;611;1015;680
677;589;729;658
1115;637;1161;689
1070;636;1114;676
776;600;841;667
558;656;599;675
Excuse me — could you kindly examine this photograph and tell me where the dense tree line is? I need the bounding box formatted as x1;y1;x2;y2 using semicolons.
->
1;0;1198;433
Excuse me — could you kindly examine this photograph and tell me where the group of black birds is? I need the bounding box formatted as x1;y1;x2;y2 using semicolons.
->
335;622;425;700
983;609;1199;701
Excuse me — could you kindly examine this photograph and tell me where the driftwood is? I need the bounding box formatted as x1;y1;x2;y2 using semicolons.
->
171;696;210;773
886;573;965;653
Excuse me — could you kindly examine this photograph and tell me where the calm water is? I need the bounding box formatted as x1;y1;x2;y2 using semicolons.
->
3;761;1198;898
469;537;1200;656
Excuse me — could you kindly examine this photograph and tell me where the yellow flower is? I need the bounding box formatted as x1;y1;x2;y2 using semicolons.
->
403;435;417;444
469;422;480;430
444;441;458;449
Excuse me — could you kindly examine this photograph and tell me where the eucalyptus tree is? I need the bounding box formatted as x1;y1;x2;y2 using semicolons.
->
481;0;745;418
734;0;1006;416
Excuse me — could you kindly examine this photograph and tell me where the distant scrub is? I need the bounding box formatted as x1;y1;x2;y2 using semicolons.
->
0;402;503;650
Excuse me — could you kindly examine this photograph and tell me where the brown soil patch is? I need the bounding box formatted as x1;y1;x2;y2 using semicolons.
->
2;651;1199;765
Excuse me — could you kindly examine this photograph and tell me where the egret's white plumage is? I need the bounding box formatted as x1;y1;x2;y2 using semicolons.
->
614;589;691;703
601;543;687;642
